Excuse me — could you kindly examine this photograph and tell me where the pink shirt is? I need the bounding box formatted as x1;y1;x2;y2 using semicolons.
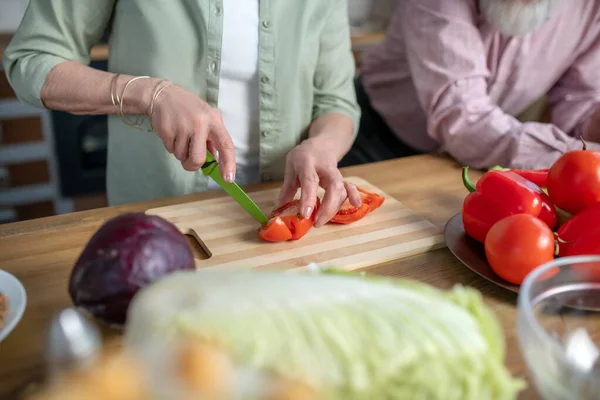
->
361;0;600;170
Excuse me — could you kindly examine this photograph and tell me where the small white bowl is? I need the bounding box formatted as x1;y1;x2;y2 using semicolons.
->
0;269;27;342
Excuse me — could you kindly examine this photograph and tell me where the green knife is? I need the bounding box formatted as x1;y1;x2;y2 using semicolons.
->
201;151;269;224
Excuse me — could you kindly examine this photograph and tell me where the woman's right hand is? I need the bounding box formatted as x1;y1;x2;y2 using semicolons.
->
148;82;236;182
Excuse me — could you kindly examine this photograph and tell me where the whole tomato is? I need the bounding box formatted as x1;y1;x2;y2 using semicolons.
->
484;214;555;285
555;202;600;257
547;146;600;215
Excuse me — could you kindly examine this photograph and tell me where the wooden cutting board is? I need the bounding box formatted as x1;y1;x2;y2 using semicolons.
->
145;177;445;271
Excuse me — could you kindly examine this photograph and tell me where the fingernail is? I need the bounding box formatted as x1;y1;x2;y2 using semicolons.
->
214;150;219;161
303;206;312;219
226;172;235;183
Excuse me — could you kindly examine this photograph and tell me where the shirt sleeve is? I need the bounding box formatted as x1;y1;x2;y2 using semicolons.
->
397;0;597;170
1;0;116;109
547;35;600;139
311;0;361;137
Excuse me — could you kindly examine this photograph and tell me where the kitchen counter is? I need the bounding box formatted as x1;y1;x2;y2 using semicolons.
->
0;154;543;399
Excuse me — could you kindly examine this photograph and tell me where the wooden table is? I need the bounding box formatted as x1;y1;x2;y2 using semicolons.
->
0;154;539;398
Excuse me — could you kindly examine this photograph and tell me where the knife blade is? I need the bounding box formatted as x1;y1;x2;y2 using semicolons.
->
201;151;269;224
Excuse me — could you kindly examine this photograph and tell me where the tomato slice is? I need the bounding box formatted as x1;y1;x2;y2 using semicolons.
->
269;198;320;240
357;186;385;212
330;185;383;224
258;217;293;242
330;191;370;224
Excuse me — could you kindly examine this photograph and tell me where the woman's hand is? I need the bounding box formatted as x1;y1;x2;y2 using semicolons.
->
150;83;236;181
278;137;362;228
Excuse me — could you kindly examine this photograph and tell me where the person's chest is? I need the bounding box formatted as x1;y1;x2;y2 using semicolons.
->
478;1;600;114
219;0;259;81
111;0;331;61
109;0;333;106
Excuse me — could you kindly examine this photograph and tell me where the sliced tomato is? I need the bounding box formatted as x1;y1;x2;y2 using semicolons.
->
268;197;320;240
258;217;293;242
330;185;383;224
330;190;370;224
357;186;385;212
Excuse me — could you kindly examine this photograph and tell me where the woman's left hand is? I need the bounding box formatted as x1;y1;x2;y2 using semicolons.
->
278;137;362;227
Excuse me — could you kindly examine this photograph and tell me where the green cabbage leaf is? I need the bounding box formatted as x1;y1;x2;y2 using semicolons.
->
124;268;525;399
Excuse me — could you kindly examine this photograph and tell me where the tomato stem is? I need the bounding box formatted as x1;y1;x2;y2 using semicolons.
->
553;233;573;257
580;136;587;151
462;167;477;193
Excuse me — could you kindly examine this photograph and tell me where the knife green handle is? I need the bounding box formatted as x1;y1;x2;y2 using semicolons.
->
201;151;269;224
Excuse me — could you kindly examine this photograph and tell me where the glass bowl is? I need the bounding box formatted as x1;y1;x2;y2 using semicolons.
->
517;256;600;399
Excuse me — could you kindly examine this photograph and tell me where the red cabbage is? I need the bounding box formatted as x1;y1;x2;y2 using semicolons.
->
68;212;195;326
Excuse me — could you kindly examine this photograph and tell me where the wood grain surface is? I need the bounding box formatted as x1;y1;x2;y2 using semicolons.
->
146;177;444;271
0;154;545;399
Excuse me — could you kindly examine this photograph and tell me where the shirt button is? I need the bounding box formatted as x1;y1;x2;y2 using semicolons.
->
214;6;222;15
262;173;272;181
261;130;271;138
261;76;270;84
210;62;218;72
262;20;271;29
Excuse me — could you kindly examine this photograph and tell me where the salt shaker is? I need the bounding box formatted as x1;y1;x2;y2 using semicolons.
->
43;308;102;384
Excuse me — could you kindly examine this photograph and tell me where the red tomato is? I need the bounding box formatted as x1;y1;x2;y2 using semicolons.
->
547;148;600;215
258;217;293;242
268;198;320;240
357;186;385;212
330;185;385;224
556;235;600;282
484;214;555;285
555;202;600;257
330;191;371;224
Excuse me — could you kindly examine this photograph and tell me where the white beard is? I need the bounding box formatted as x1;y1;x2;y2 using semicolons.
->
479;0;564;36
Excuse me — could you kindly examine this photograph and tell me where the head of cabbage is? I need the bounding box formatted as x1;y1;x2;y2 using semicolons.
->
123;268;525;399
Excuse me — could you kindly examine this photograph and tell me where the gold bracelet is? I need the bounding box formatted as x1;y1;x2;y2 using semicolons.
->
146;79;169;116
118;75;150;129
147;81;174;132
109;73;121;108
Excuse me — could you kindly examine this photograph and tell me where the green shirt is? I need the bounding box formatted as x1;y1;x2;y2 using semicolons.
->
2;0;359;206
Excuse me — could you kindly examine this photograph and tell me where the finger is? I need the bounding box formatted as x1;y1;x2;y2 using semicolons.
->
207;140;219;161
345;182;362;208
174;131;191;161
162;137;175;154
277;160;299;207
315;178;346;228
298;168;319;219
209;110;236;183
157;120;175;153
182;125;208;171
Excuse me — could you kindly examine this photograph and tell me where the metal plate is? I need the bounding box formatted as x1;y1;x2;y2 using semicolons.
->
444;213;520;293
